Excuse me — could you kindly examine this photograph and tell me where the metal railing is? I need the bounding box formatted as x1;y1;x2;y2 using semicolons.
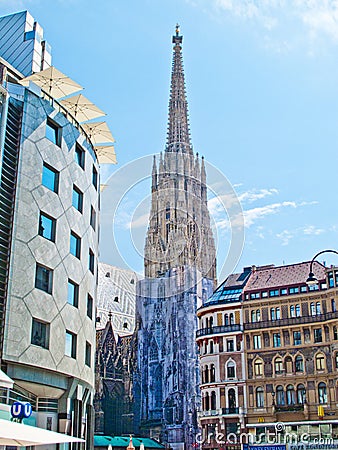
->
196;324;242;337
245;311;338;330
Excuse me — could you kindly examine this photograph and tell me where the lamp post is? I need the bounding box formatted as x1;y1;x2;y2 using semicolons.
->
306;249;338;285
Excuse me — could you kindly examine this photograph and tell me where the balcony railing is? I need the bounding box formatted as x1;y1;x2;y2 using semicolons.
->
222;407;239;414
196;324;242;337
245;311;338;330
198;407;240;418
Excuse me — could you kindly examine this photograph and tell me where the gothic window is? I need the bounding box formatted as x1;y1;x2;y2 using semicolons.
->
285;356;293;374
254;359;263;376
274;357;283;374
229;313;234;325
316;353;325;371
149;343;158;361
276;385;285;406
295;304;301;317
227;361;236;379
297;384;306;404
205;392;210;411
228;388;236;410
225;314;229;325
204;365;209;383
256;387;264;408
166;203;170;220
209;340;214;354
286;385;295;405
318;382;327;404
295;355;304;372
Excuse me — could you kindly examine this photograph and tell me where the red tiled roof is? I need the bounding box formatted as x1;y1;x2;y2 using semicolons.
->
244;261;326;291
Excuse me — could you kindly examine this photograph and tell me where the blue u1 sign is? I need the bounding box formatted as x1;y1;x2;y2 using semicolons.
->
11;401;32;419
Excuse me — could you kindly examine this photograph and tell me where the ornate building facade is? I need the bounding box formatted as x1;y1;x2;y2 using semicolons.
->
136;26;216;449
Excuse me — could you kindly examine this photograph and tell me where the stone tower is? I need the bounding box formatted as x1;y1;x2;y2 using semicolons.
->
135;26;216;449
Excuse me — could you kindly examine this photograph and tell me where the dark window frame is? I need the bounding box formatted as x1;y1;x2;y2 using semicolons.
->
38;211;56;242
42;163;59;193
35;263;53;294
70;231;81;259
31;318;49;349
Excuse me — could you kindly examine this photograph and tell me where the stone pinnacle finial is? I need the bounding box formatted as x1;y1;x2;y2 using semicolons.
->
108;311;112;322
172;23;183;45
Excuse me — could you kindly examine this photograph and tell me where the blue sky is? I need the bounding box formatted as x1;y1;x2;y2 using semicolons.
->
3;0;338;280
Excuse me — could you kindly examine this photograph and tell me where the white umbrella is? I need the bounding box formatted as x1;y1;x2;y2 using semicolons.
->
82;121;115;145
0;419;85;446
20;66;83;99
94;145;117;164
60;93;106;122
0;370;13;389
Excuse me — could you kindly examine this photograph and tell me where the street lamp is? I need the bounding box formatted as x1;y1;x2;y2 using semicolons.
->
306;249;338;286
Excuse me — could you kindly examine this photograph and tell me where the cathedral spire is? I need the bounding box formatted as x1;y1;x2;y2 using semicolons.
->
165;24;192;154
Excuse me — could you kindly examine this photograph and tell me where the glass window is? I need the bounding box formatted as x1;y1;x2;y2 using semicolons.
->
275;358;283;374
87;294;93;319
293;331;302;345
85;341;91;367
281;288;287;295
314;328;322;343
227;361;236;378
72;185;83;213
67;280;79;307
250;292;260;299
295;304;301;317
276;385;285;405
227;339;234;352
75;143;85;169
256;310;261;321
254;359;263;376
328;272;334;288
335;353;338;369
300;286;307;292
70;232;81;259
35;264;53;294
251;310;256;322
92;166;98;190
270;290;279;297
276;307;281;319
286;385;296;405
316;301;321;315
273;333;281;347
318;382;327;404
42;163;59;193
90;206;96;230
295;355;304;372
46;118;61;146
261;291;268;298
65;330;77;358
309;284;319;291
310;302;316;316
289;287;299;294
332;299;336;312
290;305;295;317
270;308;275;321
31;318;49;349
256;387;264;408
297;384;306;404
39;212;56;241
253;335;261;349
334;326;338;340
89;249;94;274
316;354;325;371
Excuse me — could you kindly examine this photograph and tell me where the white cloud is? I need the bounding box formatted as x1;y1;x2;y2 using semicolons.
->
277;224;326;246
238;188;279;203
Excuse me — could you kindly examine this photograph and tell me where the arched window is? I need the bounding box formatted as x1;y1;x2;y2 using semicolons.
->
276;385;285;406
334;326;338;340
316;302;321;315
256;387;264;408
205;392;210;411
274;357;283;374
251;310;256;323
297;384;306;404
204;365;209;383
225;314;229;325
166;203;170;220
211;391;216;410
286;385;296;405
209;316;213;328
285;356;293;374
229;313;234;325
227;361;236;379
228;388;236;410
256;310;261;321
318;382;327;404
290;305;295;317
210;364;215;382
295;355;304;372
270;308;275;321
310;302;316;316
316;353;325;371
276;307;281;319
254;359;263;376
295;304;301;317
209;340;214;354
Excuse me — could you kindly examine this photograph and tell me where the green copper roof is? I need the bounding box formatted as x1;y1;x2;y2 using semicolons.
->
94;436;165;448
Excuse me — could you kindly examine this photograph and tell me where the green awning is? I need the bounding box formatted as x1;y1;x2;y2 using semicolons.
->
94;435;164;449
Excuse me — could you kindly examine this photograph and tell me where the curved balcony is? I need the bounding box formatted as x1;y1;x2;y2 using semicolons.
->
196;324;242;337
244;311;338;330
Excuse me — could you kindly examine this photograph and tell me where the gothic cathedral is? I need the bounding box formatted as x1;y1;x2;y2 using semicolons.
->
135;26;217;449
